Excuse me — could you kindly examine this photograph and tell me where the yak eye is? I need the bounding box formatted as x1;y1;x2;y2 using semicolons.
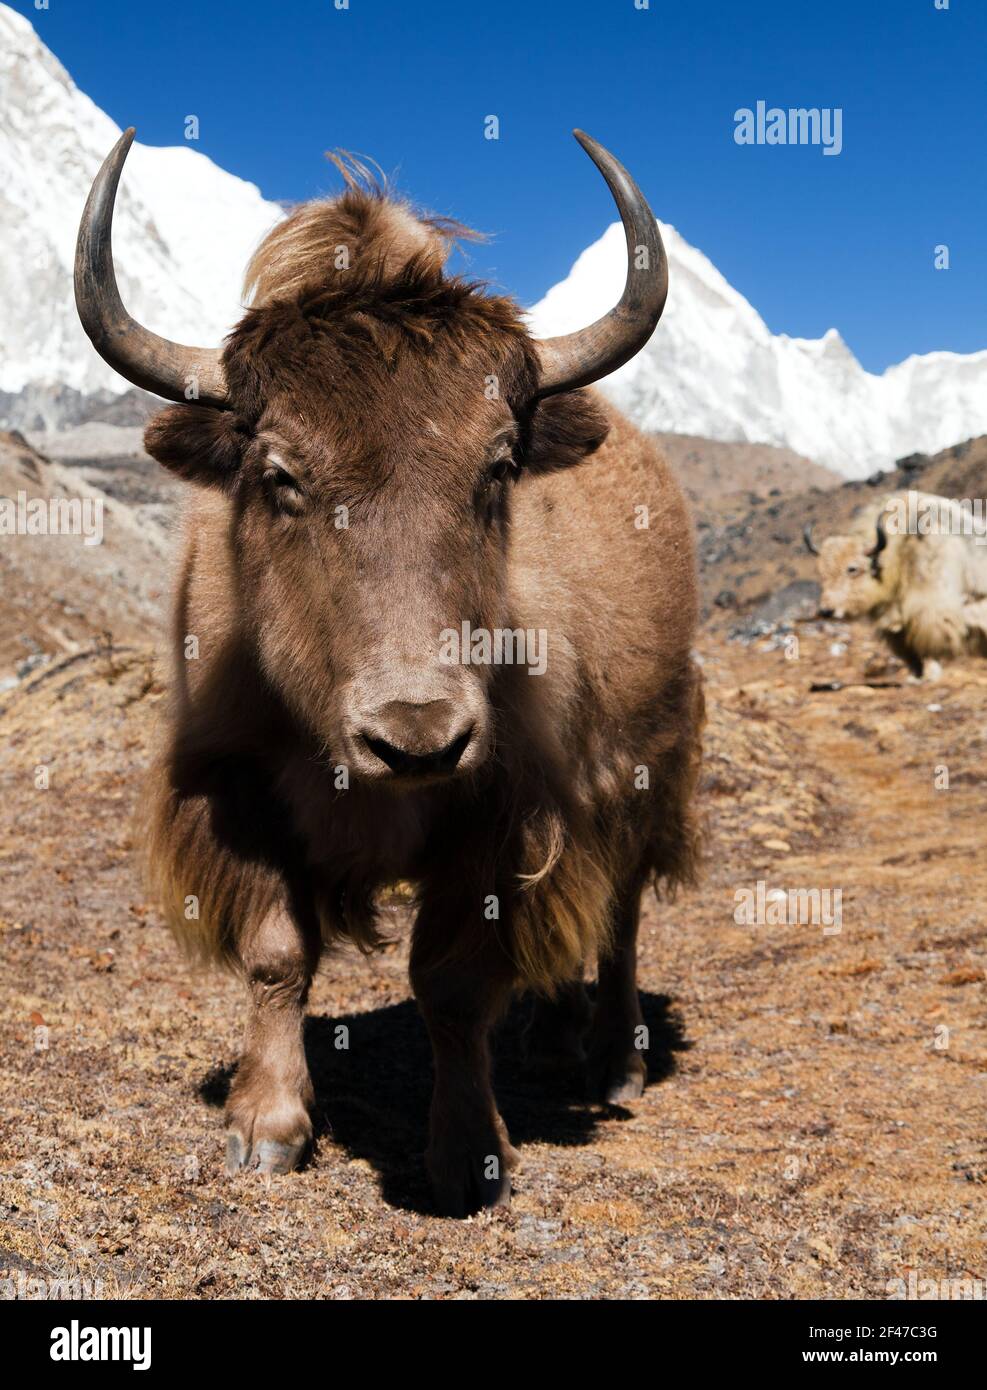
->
265;464;299;488
262;461;305;513
847;563;861;576
486;452;515;485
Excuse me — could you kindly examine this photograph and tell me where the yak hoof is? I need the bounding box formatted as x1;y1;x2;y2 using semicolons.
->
588;1050;647;1105
428;1156;514;1219
225;1131;308;1176
225;1132;250;1174
427;1131;519;1218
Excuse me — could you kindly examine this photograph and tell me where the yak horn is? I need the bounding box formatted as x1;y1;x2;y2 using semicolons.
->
75;128;228;407
534;130;668;398
867;516;888;558
803;524;820;556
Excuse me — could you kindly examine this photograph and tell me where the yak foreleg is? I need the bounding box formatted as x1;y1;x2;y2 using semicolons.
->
225;903;320;1176
410;908;519;1217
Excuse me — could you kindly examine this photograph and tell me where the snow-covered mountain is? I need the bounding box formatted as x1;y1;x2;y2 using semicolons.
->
2;3;985;477
529;221;987;479
0;3;282;398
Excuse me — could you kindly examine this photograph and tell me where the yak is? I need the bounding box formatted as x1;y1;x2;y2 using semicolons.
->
806;491;987;680
75;127;703;1216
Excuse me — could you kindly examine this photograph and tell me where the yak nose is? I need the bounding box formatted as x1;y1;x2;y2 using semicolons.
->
818;606;836;619
359;699;475;778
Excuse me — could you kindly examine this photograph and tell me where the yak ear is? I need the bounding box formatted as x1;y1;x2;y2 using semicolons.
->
143;405;251;489
520;389;610;476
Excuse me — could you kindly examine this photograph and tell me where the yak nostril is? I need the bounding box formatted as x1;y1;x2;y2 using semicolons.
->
362;727;473;777
818;607;835;619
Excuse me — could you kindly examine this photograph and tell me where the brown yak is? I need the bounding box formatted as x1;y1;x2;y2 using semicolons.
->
75;128;703;1216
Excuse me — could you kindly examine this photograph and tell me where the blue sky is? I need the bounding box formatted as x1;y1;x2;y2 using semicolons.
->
13;0;986;372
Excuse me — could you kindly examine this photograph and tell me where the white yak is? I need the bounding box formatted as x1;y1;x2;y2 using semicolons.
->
807;491;987;679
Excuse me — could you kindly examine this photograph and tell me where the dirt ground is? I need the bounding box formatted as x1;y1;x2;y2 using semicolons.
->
1;614;984;1300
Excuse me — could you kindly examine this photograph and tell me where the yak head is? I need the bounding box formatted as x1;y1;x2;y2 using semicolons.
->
805;516;892;620
76;130;667;786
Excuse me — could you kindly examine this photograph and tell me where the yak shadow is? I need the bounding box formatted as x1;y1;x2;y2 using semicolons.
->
198;988;690;1214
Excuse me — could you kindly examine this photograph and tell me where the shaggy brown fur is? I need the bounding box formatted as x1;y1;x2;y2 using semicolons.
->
142;167;703;1215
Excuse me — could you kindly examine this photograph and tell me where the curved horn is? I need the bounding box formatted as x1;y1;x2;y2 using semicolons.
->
803;523;820;556
75;128;228;407
534;130;668;399
866;515;888;558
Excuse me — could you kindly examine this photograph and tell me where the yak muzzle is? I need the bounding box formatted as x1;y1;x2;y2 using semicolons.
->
347;696;485;784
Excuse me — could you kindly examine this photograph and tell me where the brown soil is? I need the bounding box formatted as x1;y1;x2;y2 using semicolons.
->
655;430;839;508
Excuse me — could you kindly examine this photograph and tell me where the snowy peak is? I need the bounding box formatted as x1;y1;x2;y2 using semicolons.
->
0;3;283;396
529;221;987;479
531;220;768;346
